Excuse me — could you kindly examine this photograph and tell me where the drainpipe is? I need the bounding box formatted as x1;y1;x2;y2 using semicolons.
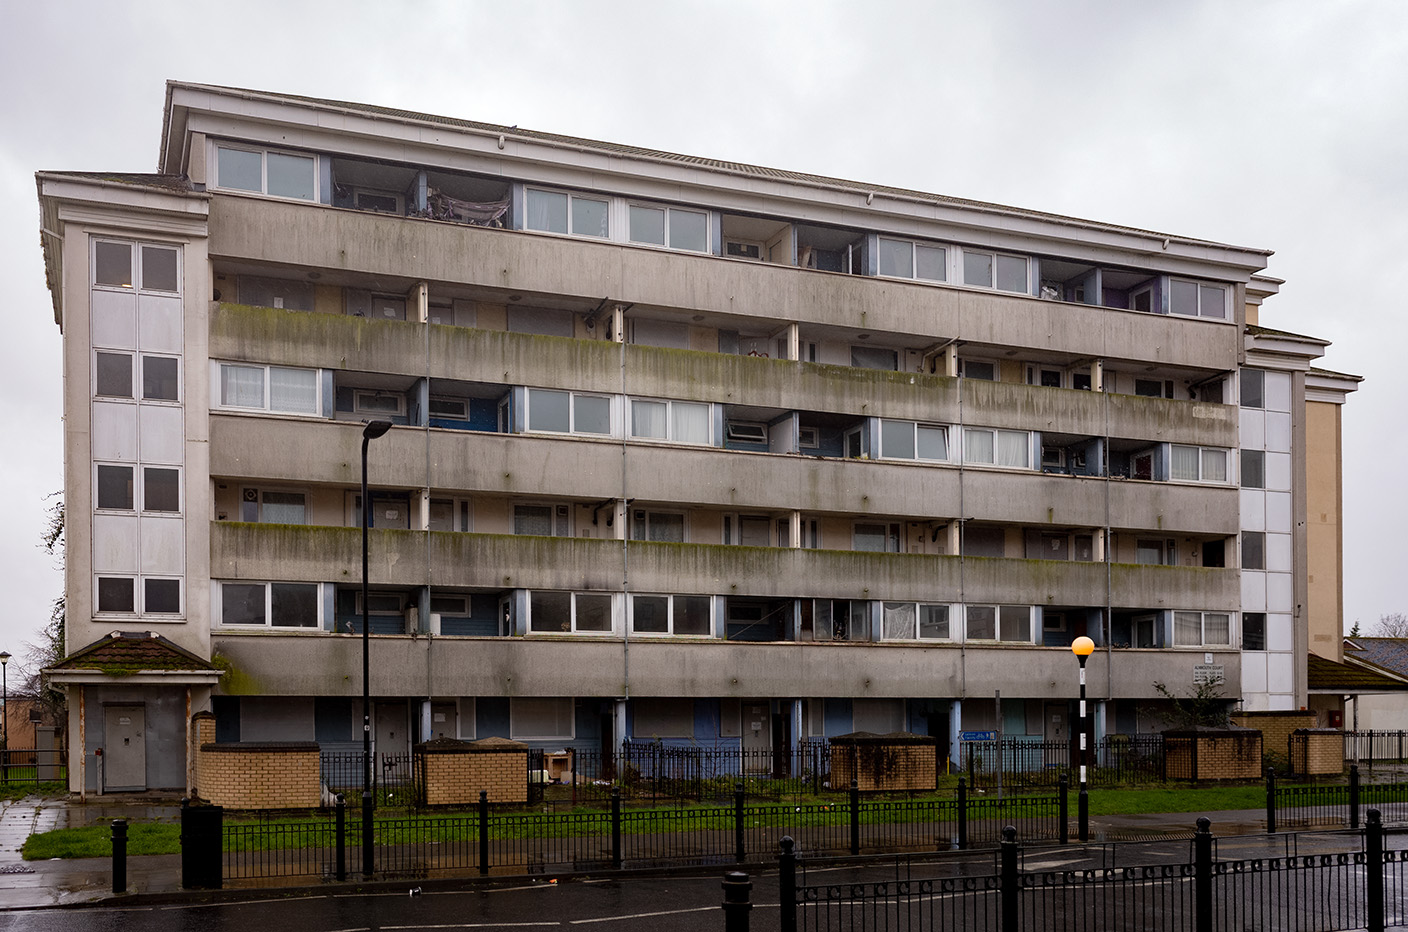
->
618;311;631;729
78;686;86;804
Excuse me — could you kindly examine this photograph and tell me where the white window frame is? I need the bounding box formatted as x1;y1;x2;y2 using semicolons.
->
722;513;780;547
725;422;768;444
1168;444;1230;483
428;396;470;420
880;602;954;641
94;575;185;619
353;390;405;418
877;420;950;462
1168;278;1228;320
141;465;183;515
94;462;136;513
629;593;715;637
212;362;323;416
524;388;616;436
959;358;998;381
212;142;319;202
428;497;473;533
627;201;710;253
962;427;1032;469
524;186;611;239
959;248;1031;294
798;426;821;450
240;486;309;525
94;350;135;401
629;398;714;445
631;509;685;543
429;594;471;616
853;521;901;553
526;590;618;635
140;354;182;404
91;237;182;294
215;580;323;629
513;502;573;537
876;237;949;283
962;604;1035;644
1172;611;1232;648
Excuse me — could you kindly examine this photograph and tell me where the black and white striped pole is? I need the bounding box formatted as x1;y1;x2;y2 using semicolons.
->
1071;635;1095;843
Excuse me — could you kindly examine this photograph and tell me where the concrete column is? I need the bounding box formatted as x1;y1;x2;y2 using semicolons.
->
421;700;433;744
786;323;800;361
790;511;802;549
1094;528;1106;562
791;700;804;775
949;699;963;769
1094;359;1105;392
947;521;961;556
411;282;429;323
611;305;626;343
613;699;629;748
417;489;430;530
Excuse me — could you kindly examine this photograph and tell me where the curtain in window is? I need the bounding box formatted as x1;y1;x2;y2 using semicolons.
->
1170;445;1200;480
526;190;568;233
512;697;573;739
221;365;264;407
878;239;913;278
1174;612;1202;646
261;491;306;525
1201;449;1227;482
1203;614;1231;645
672;403;710;444
631;401;668;438
514;506;553;536
965;429;994;464
882;602;916;639
997;431;1029;468
269;367;317;413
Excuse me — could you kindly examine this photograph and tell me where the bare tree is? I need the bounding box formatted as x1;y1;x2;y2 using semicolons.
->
1374;613;1408;638
17;496;66;725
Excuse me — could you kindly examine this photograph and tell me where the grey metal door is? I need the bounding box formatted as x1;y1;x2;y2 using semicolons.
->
742;701;770;773
104;706;146;791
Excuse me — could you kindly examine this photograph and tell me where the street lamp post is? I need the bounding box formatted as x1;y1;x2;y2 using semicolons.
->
360;420;392;880
0;651;9;785
1070;636;1094;843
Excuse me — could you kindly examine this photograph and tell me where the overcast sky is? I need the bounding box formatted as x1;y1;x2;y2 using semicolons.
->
1;0;1403;675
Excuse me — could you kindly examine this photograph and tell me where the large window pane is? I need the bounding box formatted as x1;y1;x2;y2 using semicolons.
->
145;579;180;614
675;596;712;635
271;583;318;627
142;356;179;401
530;591;571;632
672;402;711;444
997;431;1029;468
963;251;993;287
572;197;609;237
95;241;133;287
854;524;889;552
668;209;708;252
632;595;669;633
266;152;316;200
915;244;946;282
262;491;306;525
529;389;571;432
221;365;265;408
269;367;317;414
217;147;262;192
143;467;180;512
917;425;948;460
1241;450;1265;488
141;246;179;292
1201;449;1227;482
648;513;684;542
966;606;996;640
1174;611;1202;646
878;239;913;278
1170;279;1200;316
575;594;613;632
573;394;611;434
1243;613;1266;650
882;602;916;639
629;206;666;245
631;400;668;438
1199;284;1226;319
964;428;994;464
98;577;135;613
919;604;950;639
880;420;915;459
222;583;266;625
1242;531;1265;570
1204;614;1230;645
996;255;1028;293
738;516;771;546
95;352;133;398
1241;369;1264;408
1170;445;1200;480
97;465;133;510
999;606;1030;642
851;346;898;370
514;505;553;536
526;189;569;234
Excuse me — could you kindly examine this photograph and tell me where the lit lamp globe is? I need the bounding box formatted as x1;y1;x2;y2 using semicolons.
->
1071;636;1095;662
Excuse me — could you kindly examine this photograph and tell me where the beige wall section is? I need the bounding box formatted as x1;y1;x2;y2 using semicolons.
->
1306;400;1345;661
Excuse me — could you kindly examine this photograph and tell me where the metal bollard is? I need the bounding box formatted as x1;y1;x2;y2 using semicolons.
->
335;794;346;881
111;819;128;894
721;870;752;932
778;836;797;932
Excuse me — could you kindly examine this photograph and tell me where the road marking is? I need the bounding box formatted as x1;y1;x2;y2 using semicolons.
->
384;924;560;929
569;906;717;924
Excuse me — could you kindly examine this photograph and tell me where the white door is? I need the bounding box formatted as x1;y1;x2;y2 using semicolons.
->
104;706;146;791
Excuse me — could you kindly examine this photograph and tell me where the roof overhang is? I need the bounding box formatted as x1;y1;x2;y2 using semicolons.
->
47;669;224;686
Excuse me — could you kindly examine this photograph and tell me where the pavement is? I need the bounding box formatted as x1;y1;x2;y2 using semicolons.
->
0;796;1355;913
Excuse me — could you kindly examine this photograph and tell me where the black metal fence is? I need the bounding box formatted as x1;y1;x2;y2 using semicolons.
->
1270;765;1408;832
957;735;1168;789
0;747;67;787
780;811;1406;932
320;752;417;807
1345;730;1408;768
197;781;1065;885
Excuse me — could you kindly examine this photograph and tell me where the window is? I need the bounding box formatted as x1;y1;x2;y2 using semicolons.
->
881;602;951;640
514;504;572;537
815;600;869;641
1135;379;1169;399
1170;445;1229;483
143;467;180;513
1240;369;1264;408
353;391;404;418
1174;611;1231;647
1242;531;1266;570
525;188;609;238
632;510;684;543
216;363;320;415
964;428;1030;468
879;421;949;461
878;238;947;282
219;581;320;628
142;356;179;401
1241;450;1265;488
799;427;820;449
629;204;709;252
1136;539;1168;566
725;422;768;444
96;465;134;510
1170;280;1227;319
215;145;317;201
93;240;179;292
851;346;898;371
242;488;307;524
511;698;575;740
854;522;901;553
1243;613;1266;650
144;578;182;614
965;605;1033;643
94;241;132;288
528;591;615;634
960;359;996;381
526;389;612;435
95;352;133;398
428;499;471;533
630;594;712;636
238;275;315;311
1131;287;1154;313
962;250;1029;293
97;577;135;613
428;397;469;420
630;399;711;444
723;514;775;547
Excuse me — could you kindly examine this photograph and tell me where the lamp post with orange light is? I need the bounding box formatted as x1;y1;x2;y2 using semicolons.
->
1071;635;1095;842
